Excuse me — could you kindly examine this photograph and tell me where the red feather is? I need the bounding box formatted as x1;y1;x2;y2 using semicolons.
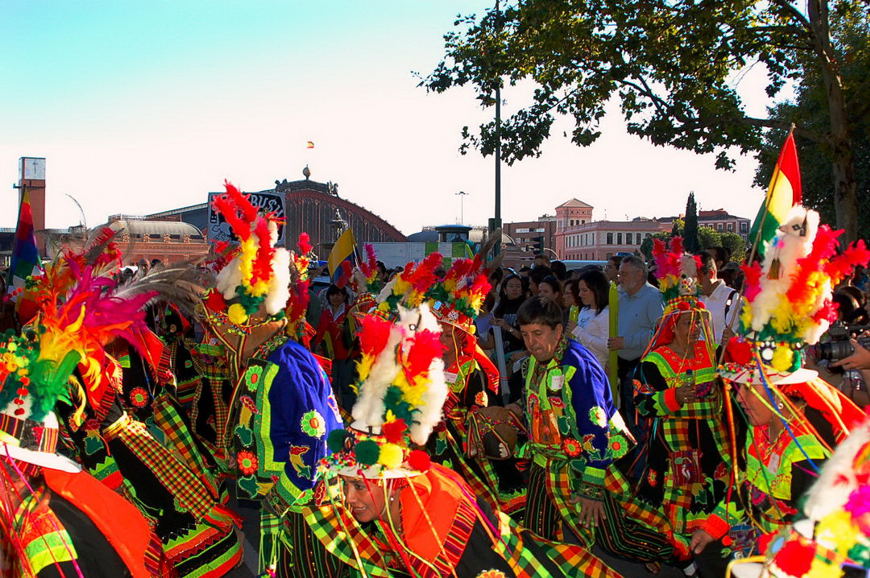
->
250;218;275;286
224;181;258;222
297;232;313;255
740;262;763;302
358;315;393;358
212;195;251;241
382;419;408;444
724;337;753;366
402;329;445;384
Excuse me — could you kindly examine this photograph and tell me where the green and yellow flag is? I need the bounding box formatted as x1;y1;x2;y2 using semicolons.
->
749;131;802;258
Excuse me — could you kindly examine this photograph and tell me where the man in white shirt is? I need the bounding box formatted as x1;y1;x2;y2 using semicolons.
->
696;252;740;346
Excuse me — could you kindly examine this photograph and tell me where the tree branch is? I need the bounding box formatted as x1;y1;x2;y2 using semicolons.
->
768;0;813;34
740;116;825;143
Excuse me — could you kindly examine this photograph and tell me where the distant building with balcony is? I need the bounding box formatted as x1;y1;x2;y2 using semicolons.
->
559;219;672;260
660;209;751;240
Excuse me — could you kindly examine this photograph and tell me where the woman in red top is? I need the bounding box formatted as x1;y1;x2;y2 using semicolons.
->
312;284;357;411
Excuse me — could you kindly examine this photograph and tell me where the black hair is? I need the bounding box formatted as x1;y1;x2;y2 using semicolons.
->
497;274;527;303
577;268;610;314
538;275;562;297
529;266;553;286
550;260;568;281
696;251;716;275
517;295;564;329
326;284;349;300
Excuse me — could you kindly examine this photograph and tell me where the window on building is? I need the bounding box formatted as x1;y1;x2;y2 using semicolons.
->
581;219;585;224
727;223;734;232
625;232;632;245
717;223;723;231
617;232;622;245
740;221;748;233
607;232;613;245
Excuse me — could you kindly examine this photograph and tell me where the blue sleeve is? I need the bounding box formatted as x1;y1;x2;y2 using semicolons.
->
565;343;613;494
267;341;344;499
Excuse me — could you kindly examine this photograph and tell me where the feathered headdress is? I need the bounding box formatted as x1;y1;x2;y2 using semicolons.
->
376;253;444;314
1;233;162;471
724;206;870;377
427;256;491;335
324;256;447;479
653;236;703;314
205;181;291;327
644;236;714;356
742;416;870;578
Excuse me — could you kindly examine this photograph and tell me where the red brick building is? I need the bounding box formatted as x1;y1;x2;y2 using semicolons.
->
559;219;672;260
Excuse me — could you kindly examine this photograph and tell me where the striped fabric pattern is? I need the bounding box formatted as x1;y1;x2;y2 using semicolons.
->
105;415;218;521
150;394;220;497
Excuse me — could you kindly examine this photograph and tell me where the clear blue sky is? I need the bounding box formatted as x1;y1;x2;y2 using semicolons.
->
2;0;772;236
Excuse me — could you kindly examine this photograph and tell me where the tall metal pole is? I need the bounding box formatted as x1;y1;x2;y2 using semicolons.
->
492;0;502;257
456;191;468;224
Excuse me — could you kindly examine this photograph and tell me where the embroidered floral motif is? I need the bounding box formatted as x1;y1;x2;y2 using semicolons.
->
474;391;488;407
244;365;264;391
290;445;312;479
236;450;258;476
313;481;327;506
588;405;607;427
581;434;597;454
647;469;658;487
562;437;582;457
128;387;149;408
609;434;629;459
301;410;326;438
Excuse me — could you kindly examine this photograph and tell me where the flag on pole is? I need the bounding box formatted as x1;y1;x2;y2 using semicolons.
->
327;228;356;287
6;189;41;294
749;131;802;258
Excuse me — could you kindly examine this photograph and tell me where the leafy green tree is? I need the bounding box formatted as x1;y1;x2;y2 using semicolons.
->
684;193;700;253
697;227;722;252
423;0;867;241
719;232;747;263
754;2;869;240
640;231;672;261
670;218;684;238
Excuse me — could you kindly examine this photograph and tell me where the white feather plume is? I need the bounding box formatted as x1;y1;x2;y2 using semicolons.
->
750;207;819;332
263;248;291;315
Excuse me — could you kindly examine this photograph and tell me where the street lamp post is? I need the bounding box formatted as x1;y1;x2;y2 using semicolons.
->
455;191;468;224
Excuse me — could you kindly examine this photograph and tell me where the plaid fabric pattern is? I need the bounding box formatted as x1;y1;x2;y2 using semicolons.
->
635;347;732;554
105;415;218;521
189;341;232;448
303;502;392;576
151;393;220;498
493;509;619;578
13;490;77;576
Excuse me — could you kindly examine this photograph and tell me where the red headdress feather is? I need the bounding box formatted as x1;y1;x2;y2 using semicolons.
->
402;329;444;384
358;315;394;359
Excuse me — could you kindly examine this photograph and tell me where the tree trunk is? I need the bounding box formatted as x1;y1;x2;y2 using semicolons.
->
809;0;859;242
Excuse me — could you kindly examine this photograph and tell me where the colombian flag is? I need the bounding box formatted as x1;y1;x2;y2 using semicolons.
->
6;189;41;293
749;131;801;258
327;228;356;287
